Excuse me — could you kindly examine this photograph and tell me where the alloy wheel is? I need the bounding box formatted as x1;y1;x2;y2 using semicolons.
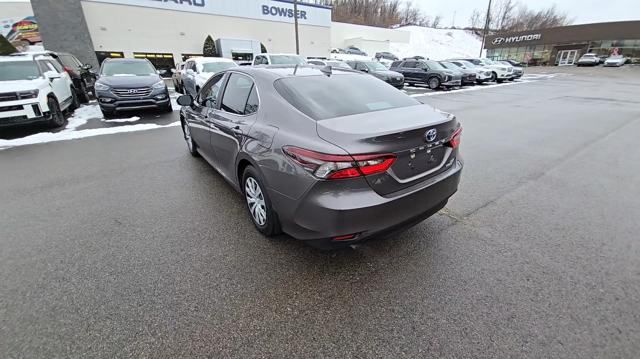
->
245;177;267;226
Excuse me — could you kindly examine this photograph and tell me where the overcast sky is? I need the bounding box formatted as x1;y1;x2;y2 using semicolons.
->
409;0;639;27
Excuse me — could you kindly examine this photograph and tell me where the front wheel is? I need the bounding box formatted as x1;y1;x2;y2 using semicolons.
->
69;87;80;112
243;166;281;237
47;97;67;128
427;77;441;90
182;120;199;157
490;72;497;82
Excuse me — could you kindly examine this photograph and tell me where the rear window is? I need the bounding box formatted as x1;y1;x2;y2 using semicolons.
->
274;74;420;121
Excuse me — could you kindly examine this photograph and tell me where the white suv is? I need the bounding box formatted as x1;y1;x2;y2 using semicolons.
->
454;58;513;83
0;53;78;128
252;53;307;66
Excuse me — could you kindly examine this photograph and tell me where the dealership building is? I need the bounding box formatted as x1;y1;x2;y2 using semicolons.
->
485;21;640;66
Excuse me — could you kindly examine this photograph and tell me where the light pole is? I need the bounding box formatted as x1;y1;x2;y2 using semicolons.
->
479;0;492;57
293;0;300;55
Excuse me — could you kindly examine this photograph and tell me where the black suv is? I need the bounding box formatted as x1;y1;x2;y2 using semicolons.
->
375;52;399;61
94;58;171;117
390;59;461;89
346;60;405;89
29;51;96;103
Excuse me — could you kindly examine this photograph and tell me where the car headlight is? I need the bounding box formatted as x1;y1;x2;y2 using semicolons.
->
499;67;507;71
17;89;39;99
95;82;110;91
152;81;166;90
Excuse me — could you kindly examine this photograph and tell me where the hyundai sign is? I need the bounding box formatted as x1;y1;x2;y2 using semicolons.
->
491;33;542;45
85;0;331;27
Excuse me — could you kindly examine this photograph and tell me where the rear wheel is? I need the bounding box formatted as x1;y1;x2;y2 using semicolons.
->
427;77;441;90
47;97;67;128
243;166;280;237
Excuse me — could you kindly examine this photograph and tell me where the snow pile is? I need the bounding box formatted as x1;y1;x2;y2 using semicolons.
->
65;104;103;130
102;116;141;123
390;26;484;61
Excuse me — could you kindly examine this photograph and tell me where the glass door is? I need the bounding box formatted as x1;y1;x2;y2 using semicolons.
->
558;50;578;66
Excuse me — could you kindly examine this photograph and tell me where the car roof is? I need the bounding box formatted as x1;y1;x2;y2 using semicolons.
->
0;55;35;62
103;58;148;63
230;65;361;80
261;53;303;57
1;53;55;62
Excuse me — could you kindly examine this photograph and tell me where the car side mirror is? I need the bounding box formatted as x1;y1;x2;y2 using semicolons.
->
44;70;61;80
361;68;369;73
177;95;193;107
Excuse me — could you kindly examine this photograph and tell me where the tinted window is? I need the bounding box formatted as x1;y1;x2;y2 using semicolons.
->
390;61;402;68
199;73;225;108
58;55;76;68
101;61;155;76
0;61;40;81
403;61;417;68
46;59;64;73
274;74;420;121
269;55;305;65
221;73;254;115
355;62;367;71
244;86;258;115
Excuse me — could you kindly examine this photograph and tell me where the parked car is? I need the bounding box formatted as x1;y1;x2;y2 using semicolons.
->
94;58;171;117
603;55;626;67
452;58;513;82
345;46;368;56
403;56;426;60
375;52;399;61
447;59;493;84
172;62;185;93
498;61;523;80
307;59;351;69
252;53;307;66
390;59;461;89
576;53;600;66
346;60;405;89
439;61;476;85
176;66;462;248
182;57;238;97
330;48;346;54
0;53;78;128
501;59;522;67
25;51;96;103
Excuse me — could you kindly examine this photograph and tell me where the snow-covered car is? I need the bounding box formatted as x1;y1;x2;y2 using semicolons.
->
603;55;626;67
252;53;307;66
182;57;238;96
0;53;78;129
577;53;600;66
498;60;523;80
447;59;493;84
453;58;513;83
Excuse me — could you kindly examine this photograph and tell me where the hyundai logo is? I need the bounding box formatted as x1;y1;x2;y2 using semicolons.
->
128;89;138;94
425;129;437;142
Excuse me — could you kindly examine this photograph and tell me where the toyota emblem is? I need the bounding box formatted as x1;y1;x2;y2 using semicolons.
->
425;129;437;142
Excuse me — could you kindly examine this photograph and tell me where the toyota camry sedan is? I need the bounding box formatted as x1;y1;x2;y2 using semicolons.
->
177;66;463;248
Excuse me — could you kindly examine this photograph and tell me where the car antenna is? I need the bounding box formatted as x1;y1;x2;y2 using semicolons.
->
293;64;298;75
320;65;332;77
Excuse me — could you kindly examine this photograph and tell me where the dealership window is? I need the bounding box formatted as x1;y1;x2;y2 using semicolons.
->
133;52;175;78
95;51;124;65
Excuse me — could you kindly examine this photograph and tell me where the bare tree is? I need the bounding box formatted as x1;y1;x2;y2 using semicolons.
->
468;9;483;29
468;0;571;32
431;15;442;28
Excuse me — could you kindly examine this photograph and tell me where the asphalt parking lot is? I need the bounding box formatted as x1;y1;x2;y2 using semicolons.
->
1;66;639;357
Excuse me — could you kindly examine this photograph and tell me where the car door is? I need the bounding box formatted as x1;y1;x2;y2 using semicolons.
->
416;61;431;83
401;61;418;82
210;72;259;181
187;72;227;161
38;59;72;103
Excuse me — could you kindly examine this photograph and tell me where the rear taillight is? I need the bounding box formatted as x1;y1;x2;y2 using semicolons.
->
283;146;396;180
63;66;73;73
447;127;462;149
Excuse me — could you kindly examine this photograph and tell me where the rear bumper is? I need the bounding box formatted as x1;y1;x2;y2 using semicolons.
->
270;160;462;245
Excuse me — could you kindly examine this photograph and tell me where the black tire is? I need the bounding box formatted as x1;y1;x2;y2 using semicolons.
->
47;97;67;128
427;77;441;90
497;79;505;83
68;87;80;112
242;166;281;237
181;120;199;157
161;102;173;113
78;81;90;103
100;107;115;119
490;72;497;82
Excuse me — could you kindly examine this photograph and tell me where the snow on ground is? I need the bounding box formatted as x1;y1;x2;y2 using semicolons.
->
390;26;484;61
102;116;141;123
64;104;103;130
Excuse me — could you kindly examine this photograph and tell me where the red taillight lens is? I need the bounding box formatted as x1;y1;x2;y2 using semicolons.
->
448;127;462;149
283;146;396;180
63;66;73;73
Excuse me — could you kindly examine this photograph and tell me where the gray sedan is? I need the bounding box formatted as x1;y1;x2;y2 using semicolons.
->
177;66;463;248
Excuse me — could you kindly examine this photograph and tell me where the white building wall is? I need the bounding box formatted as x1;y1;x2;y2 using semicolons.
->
0;1;34;18
331;21;410;53
80;1;331;61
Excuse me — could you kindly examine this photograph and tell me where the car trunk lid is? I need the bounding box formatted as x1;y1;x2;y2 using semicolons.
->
316;104;459;196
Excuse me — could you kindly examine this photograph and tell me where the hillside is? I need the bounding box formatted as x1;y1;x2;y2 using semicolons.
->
390;26;485;60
